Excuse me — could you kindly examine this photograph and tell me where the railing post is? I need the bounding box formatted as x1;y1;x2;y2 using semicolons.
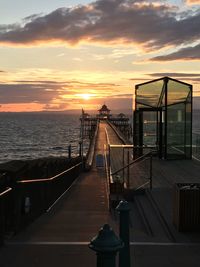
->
0;198;5;245
79;141;82;158
122;147;125;183
68;144;71;159
89;224;123;267
108;144;111;179
116;200;131;267
150;153;153;190
127;150;130;189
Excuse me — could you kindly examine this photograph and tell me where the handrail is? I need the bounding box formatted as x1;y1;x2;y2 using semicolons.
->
17;162;82;184
85;121;99;169
111;150;154;176
104;144;111;211
106;120;127;144
105;127;111;146
0;187;12;197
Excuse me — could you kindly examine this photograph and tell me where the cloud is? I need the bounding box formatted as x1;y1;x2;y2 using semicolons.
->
148;72;200;77
186;0;200;4
150;43;200;61
43;103;69;111
0;81;64;104
0;0;200;51
147;72;200;83
0;79;122;106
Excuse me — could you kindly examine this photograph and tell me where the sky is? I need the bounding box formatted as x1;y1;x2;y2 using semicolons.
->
0;0;200;112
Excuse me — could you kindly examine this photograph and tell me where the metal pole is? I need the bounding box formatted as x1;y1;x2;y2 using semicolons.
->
68;144;71;159
122;147;125;183
116;201;131;267
79;141;82;158
108;144;111;180
127;150;130;189
0;198;4;245
150;153;153;190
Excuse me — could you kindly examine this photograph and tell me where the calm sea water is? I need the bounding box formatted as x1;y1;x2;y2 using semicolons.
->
0;110;199;164
0;113;82;163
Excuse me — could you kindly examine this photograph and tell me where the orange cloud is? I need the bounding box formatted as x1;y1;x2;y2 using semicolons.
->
186;0;200;4
0;103;44;112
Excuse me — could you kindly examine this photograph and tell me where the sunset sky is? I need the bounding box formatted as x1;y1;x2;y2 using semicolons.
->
0;0;200;112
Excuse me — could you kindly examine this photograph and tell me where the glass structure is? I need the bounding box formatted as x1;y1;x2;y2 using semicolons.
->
133;77;192;159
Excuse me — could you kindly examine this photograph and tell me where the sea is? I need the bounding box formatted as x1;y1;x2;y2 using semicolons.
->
0;110;200;164
0;113;82;164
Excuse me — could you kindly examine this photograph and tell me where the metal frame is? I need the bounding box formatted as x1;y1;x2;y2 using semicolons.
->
134;77;192;160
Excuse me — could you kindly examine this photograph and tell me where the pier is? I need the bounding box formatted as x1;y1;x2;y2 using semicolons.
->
1;119;200;266
0;121;122;266
1;78;200;266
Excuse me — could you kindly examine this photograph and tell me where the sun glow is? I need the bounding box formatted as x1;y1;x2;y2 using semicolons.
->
78;93;92;100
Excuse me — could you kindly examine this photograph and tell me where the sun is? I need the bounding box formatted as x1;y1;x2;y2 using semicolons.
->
80;94;91;100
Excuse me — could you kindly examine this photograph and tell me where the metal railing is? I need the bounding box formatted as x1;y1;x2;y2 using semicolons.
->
0;162;83;243
0;187;12;245
192;132;200;161
104;127;154;209
15;162;82;231
111;151;153;191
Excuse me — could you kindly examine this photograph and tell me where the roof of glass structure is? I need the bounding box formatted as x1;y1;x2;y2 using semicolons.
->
135;77;192;109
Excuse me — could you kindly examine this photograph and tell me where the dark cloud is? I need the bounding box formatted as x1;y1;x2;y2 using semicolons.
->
0;70;5;73
145;73;200;83
0;82;64;104
0;0;200;50
43;103;69;111
150;43;200;61
149;72;200;77
0;80;122;105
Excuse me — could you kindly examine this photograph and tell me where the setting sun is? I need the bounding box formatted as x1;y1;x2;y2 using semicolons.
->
79;94;92;100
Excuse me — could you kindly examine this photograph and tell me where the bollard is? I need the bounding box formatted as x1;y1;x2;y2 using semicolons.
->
68;144;71;159
116;200;131;267
89;224;123;267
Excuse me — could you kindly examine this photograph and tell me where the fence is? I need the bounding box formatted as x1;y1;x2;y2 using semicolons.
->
0;162;83;244
104;127;153;208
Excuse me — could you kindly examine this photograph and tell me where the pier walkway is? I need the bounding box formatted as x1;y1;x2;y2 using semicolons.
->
0;121;121;267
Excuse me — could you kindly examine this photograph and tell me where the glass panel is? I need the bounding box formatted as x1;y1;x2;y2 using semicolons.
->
143;111;157;147
193;133;200;160
167;80;190;105
136;80;164;108
167;102;186;159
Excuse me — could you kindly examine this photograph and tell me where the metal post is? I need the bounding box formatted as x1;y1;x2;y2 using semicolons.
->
79;141;82;158
108;144;111;179
150;153;153;190
68;144;71;159
0;198;4;245
122;147;125;183
89;224;123;267
127;150;130;189
116;200;131;267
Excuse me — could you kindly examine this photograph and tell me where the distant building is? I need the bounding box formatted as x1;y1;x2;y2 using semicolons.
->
97;104;111;119
118;113;126;118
